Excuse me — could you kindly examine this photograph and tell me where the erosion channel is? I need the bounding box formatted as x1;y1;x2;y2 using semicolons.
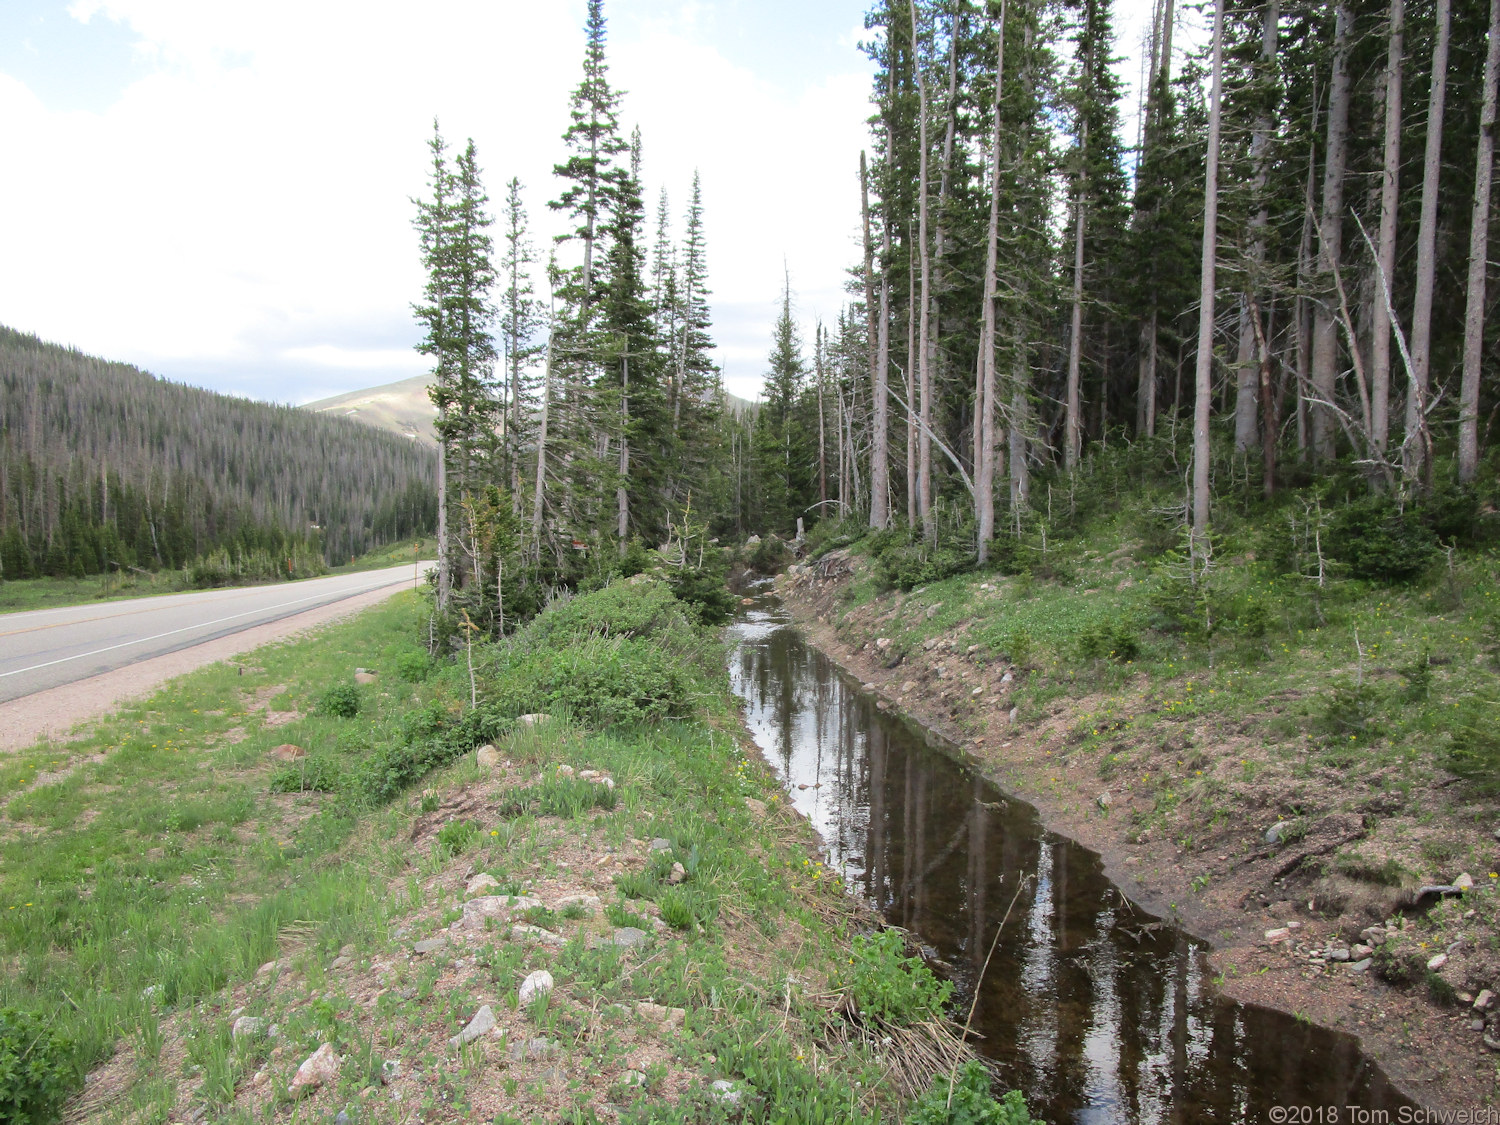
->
728;587;1415;1123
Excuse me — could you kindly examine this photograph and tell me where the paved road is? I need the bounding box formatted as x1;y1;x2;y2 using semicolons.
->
0;564;425;704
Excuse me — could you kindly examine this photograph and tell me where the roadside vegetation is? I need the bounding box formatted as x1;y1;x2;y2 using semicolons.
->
0;579;1031;1123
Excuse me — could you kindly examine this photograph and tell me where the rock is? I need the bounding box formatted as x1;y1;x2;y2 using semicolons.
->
745;535;761;546
288;1043;340;1097
710;1079;744;1109
1351;944;1374;959
516;713;552;727
556;764;575;778
797;783;809;790
874;637;892;650
649;838;673;852
1328;948;1350;963
1474;989;1495;1012
1264;928;1291;944
518;969;554;1007
922;638;939;651
668;862;686;885
466;873;501;896
1349;958;1372;972
1454;872;1475;889
1096;792;1112;810
901;681;916;694
1264;821;1291;845
636;1001;686;1028
1414;884;1465;903
1359;926;1387;946
329;955;351;971
460;894;542;930
355;672;377;685
553;893;601;913
1001;671;1014;684
508;1037;559;1062
1427;953;1449;971
1485;1034;1500;1054
335;1111;351;1125
449;1004;496;1046
613;927;649;950
861;682;876;691
269;744;306;762
741;597;755;606
380;1059;402;1085
1007;707;1018;725
579;769;599;779
621;1070;647;1087
412;937;448;955
476;744;501;769
509;924;566;947
925;603;942;619
744;798;767;818
1472;1019;1488;1032
231;1016;266;1041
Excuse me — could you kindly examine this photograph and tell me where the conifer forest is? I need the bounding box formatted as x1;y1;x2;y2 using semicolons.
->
0;327;436;582
420;0;1500;637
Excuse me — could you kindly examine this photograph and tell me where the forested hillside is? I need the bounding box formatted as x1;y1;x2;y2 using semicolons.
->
0;327;436;580
416;0;1500;646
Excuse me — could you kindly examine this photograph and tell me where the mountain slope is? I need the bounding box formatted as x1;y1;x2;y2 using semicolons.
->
302;373;439;445
0;326;436;575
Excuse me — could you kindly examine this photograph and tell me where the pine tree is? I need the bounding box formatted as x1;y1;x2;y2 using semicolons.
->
500;177;542;514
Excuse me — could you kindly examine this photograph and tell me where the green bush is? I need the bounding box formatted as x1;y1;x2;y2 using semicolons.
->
530;578;695;645
1075;616;1141;662
666;559;737;626
1315;681;1384;744
317;683;361;718
0;1007;75;1125
394;650;432;682
657;886;716;931
905;1061;1041;1125
868;528;975;592
1325;498;1437;584
487;635;701;728
435;820;481;857
838;930;952;1027
268;755;345;794
1444;700;1500;794
747;535;792;574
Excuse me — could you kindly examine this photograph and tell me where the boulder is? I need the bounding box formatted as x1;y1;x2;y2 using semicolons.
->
449;1004;496;1047
516;713;552;728
460;894;542;930
518;969;554;1007
231;1016;266;1041
744;798;767;818
466;873;501;896
613;927;649;950
269;744;306;762
288;1043;339;1097
636;1001;686;1028
354;672;377;685
668;862;686;885
475;744;502;769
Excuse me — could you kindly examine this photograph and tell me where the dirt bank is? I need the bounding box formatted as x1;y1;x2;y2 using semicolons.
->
778;553;1500;1113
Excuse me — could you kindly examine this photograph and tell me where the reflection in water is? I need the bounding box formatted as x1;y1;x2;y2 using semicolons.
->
729;595;1412;1124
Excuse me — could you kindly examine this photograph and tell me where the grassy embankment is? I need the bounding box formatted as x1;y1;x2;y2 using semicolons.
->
781;451;1500;1033
1;579;1014;1124
0;539;425;615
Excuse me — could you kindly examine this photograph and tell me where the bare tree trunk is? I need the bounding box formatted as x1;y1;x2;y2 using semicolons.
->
1192;0;1224;547
863;152;891;528
1460;0;1500;483
1065;117;1088;472
1236;0;1278;453
907;242;918;527
1009;319;1030;520
530;331;553;562
616;351;628;552
1311;2;1352;462
976;0;1009;563
1371;0;1404;459
816;324;828;508
910;0;935;541
1252;296;1277;494
437;442;450;611
1405;0;1449;485
1295;117;1318;457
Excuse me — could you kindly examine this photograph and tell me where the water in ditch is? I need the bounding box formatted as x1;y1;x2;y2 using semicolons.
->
728;590;1413;1124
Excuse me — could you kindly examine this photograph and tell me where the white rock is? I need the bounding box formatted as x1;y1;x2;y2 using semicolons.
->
288;1043;340;1097
636;1001;685;1027
1096;792;1112;810
476;744;501;769
668;862;686;885
1473;989;1495;1011
509;924;566;947
1264;928;1291;944
518;969;554;1007
231;1016;266;1041
553;893;601;912
621;1070;646;1087
449;1005;496;1047
1454;872;1475;890
1351;944;1374;959
710;1079;744;1108
516;713;552;728
460;894;542;930
1427;953;1448;971
875;637;892;650
465;873;501;896
556;764;576;778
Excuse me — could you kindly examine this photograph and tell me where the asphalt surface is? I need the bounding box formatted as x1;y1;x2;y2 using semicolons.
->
0;564;424;704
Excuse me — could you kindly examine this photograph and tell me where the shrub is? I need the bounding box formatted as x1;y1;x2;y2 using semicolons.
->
435;820;481;857
1444;700;1500;795
394;650;432;682
1372;945;1424;987
487;635;702;728
1325;498;1437;584
657;886;715;931
268;756;345;794
317;684;361;718
905;1061;1041;1125
1075;616;1141;662
1315;681;1384;744
747;535;792;574
666;559;738;625
0;1007;75;1125
838;930;952;1027
529;578;694;645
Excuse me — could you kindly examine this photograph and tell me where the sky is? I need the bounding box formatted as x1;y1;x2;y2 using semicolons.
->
0;0;1175;406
